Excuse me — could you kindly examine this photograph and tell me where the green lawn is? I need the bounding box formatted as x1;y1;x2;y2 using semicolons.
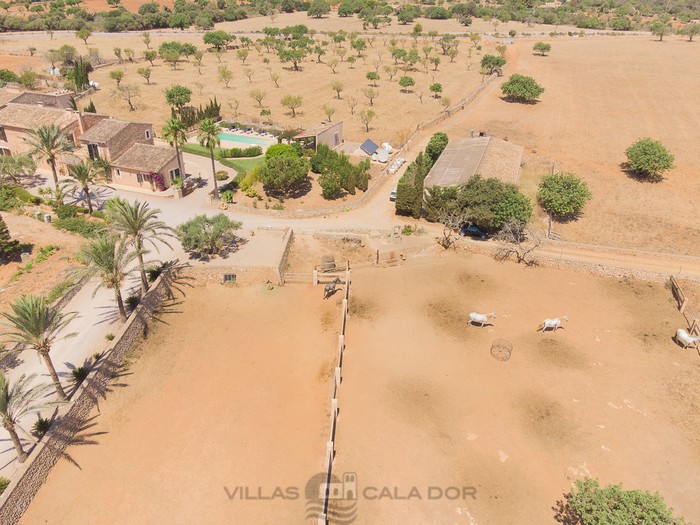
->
219;157;264;177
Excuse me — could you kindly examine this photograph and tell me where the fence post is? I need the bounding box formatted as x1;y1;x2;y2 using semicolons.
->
680;298;688;313
334;367;341;388
313;270;318;286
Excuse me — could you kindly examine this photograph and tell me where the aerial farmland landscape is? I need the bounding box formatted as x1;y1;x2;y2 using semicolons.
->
0;0;698;524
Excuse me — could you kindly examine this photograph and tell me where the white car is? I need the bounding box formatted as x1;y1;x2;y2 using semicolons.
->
390;188;397;201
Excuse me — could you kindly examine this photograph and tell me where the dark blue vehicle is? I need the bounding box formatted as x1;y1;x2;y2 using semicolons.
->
459;223;488;240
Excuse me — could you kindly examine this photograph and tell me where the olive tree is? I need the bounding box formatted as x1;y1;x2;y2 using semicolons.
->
624;138;674;181
537;172;592;221
500;74;544;103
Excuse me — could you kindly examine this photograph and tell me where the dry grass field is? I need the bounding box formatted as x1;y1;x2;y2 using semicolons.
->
439;35;700;255
334;252;700;524
17;251;700;524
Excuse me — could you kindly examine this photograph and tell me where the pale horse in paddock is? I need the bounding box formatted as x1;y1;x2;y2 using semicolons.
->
537;316;569;332
469;312;496;327
323;278;342;300
675;328;700;349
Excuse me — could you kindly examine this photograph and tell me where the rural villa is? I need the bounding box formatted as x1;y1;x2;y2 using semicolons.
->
0;87;182;193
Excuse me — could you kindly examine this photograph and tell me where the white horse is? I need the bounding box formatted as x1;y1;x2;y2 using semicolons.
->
537;316;569;332
675;328;700;349
469;312;496;327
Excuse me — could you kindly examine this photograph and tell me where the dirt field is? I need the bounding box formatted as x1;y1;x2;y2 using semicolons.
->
439;35;700;256
331;252;700;524
20;283;340;524
0;212;84;314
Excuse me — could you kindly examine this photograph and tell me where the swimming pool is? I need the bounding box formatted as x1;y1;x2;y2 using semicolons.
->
218;132;275;146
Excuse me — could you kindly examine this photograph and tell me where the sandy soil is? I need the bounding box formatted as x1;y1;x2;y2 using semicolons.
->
439;35;700;255
20;283;339;525
0;212;84;314
331;252;700;524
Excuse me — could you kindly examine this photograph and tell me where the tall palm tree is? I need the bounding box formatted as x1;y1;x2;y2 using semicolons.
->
66;160;109;214
0;372;51;463
78;235;137;323
1;295;77;401
197;118;222;199
24;124;76;191
162;118;186;189
105;199;173;295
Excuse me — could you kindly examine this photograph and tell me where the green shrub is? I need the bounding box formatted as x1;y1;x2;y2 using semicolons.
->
0;477;9;496
625;138;674;180
215;170;229;181
105;333;115;341
240;164;262;191
32;416;52;438
220;190;235;203
12;187;41;205
54;217;102;238
319;173;341;199
71;366;89;383
0;187;20;211
90;210;106;220
265;143;298;160
56;205;78;219
35;245;58;263
220;145;263;158
125;294;140;310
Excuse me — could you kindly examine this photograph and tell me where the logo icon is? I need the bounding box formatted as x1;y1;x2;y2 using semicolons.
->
305;472;358;524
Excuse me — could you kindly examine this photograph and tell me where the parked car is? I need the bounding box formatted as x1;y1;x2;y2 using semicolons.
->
389;188;397;201
459;223;488;240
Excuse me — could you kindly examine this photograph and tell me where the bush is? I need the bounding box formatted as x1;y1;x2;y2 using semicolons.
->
125;294;140;310
0;477;9;496
176;213;242;255
105;333;115;341
319;173;342;199
220;190;235;203
215;170;229;181
500;74;545;103
32;416;52;438
12;187;42;205
537;172;592;220
565;478;686;525
265;143;299;160
625;138;674;180
0;187;20;211
0;69;20;83
71;366;89;383
425;132;449;165
259;154;310;194
239;163;262;191
56;205;79;219
46;278;75;303
54;217;103;238
219;145;262;158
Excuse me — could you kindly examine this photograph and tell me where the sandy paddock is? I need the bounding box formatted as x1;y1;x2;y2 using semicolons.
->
332;252;700;524
19;283;341;524
16;249;700;525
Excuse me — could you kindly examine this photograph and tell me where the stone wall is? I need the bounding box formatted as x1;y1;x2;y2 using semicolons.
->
0;275;172;525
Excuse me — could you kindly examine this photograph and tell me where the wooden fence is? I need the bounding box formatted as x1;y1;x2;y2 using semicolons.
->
670;275;699;335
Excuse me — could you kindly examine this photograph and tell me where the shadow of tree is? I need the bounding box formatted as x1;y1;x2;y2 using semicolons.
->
552;492;579;525
264;176;313;200
44;416;109;470
618;162;664;183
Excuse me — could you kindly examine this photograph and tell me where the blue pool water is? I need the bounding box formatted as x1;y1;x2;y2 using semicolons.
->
218;132;275;146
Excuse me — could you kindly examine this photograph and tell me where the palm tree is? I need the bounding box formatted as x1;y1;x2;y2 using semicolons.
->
162;118;186;189
0;372;51;463
78;235;137;323
105;199;173;295
24;125;76;191
1;295;77;401
66;160;109;214
197;118;222;199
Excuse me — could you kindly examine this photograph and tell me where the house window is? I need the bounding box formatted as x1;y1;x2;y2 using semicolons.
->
145;129;152;139
0;127;6;142
136;173;143;183
169;167;180;181
87;143;100;160
0;147;11;156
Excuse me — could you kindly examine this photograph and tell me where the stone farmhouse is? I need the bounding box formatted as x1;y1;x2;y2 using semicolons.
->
0;88;182;193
